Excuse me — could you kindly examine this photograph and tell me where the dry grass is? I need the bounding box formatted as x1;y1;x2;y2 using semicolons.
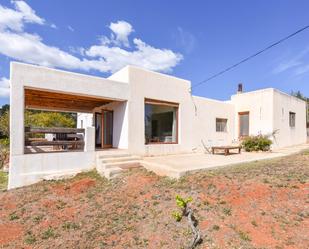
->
0;151;308;249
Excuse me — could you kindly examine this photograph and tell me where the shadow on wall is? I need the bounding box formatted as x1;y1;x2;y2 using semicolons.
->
113;101;127;148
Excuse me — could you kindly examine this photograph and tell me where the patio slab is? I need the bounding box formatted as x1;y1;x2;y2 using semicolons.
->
141;143;309;178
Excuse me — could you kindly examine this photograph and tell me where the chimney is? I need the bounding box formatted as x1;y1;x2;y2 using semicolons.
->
237;83;243;94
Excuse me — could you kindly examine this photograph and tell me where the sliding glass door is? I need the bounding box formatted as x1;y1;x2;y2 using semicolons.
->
95;110;113;148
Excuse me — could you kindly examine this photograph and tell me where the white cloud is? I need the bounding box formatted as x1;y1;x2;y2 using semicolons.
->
86;38;183;73
176;27;196;54
67;25;74;32
273;47;309;76
0;77;10;97
0;0;44;32
13;0;44;25
273;60;302;74
109;20;133;47
0;2;183;74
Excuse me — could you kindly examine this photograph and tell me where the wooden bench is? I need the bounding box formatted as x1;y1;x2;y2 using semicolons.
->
25;127;85;152
211;146;241;156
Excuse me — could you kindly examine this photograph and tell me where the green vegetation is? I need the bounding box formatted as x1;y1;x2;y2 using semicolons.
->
0;171;8;190
172;195;193;222
62;222;80;230
222;207;232;216
9;212;20;220
24;232;36;245
251;220;258;227
237;230;251;241
0;104;77;170
0;139;9;169
0;105;76;140
241;135;272;152
41;227;57;240
25;111;76;128
212;225;220;231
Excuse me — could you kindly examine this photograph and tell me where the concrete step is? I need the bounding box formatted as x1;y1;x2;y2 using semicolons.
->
104;160;141;169
101;156;141;163
98;153;132;159
102;167;124;179
141;161;181;179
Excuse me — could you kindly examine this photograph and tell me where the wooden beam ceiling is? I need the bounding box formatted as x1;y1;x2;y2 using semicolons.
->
25;89;111;113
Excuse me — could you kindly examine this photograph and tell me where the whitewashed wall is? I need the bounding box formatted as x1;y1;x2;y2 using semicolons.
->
77;113;93;128
230;89;275;139
126;66;194;156
9;62;130;189
92;101;129;149
230;88;307;148
191;96;235;151
272;90;307;148
9;62;307;189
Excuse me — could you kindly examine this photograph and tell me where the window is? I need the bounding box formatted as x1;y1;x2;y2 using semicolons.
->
289;112;296;127
216;118;227;132
239;112;249;137
145;99;178;144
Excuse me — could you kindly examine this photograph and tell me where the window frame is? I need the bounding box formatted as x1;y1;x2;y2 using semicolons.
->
289;112;296;128
238;111;250;138
144;98;179;145
216;118;228;133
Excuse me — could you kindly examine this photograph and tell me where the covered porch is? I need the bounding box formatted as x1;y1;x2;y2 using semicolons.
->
24;88;128;153
9;62;131;189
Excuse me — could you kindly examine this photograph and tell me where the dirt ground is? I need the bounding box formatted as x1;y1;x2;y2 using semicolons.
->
0;151;308;249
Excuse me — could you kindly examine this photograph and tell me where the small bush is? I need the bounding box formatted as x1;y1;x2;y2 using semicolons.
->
0;138;9;169
241;135;272;152
41;227;57;240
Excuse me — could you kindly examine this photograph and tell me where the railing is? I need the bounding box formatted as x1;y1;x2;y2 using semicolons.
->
25;127;85;153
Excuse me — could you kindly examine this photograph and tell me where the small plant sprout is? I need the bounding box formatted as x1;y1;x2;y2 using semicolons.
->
176;195;193;208
172;211;182;222
172;195;202;249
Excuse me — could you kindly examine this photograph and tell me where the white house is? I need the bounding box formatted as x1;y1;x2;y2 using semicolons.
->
8;62;307;188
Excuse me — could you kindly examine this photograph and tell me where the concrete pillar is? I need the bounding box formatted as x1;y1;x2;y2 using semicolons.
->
10;63;24;156
84;126;95;152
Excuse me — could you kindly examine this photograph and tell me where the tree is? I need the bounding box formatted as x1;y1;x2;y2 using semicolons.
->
291;90;307;101
25;111;76;128
0;105;77;139
0;104;10;116
0;110;9;137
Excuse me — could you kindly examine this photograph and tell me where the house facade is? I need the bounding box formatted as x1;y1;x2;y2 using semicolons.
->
8;62;307;188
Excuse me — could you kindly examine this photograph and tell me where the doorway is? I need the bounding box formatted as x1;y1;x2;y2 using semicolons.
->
95;110;113;148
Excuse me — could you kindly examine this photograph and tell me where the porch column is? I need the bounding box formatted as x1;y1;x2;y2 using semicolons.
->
10;64;24;156
84;126;95;152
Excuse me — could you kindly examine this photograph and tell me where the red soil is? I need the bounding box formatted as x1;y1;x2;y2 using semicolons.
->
0;151;308;248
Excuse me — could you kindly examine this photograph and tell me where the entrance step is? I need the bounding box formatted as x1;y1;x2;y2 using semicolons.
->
101;156;141;163
96;152;142;179
98;153;132;159
104;160;141;169
100;167;123;179
141;161;182;179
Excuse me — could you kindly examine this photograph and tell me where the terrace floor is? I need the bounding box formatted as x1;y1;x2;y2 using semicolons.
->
142;143;309;178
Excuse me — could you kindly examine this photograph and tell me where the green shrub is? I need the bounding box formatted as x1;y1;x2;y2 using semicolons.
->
241;135;272;152
0;140;9;169
0;138;9;147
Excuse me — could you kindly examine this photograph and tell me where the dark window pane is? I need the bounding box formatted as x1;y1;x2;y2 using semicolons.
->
145;103;177;143
289;112;295;127
216;118;227;132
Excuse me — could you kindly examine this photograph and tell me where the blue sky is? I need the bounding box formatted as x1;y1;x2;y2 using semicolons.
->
0;0;309;106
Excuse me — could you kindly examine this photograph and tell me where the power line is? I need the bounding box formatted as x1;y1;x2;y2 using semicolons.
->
191;24;309;90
